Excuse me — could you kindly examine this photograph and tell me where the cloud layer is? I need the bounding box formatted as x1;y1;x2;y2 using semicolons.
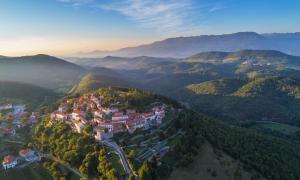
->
57;0;226;35
57;0;93;6
101;0;199;34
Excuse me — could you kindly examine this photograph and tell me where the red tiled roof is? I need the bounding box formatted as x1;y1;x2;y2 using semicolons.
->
19;149;31;157
3;155;15;164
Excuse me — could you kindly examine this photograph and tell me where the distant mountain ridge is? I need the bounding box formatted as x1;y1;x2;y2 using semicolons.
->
82;32;300;58
0;54;86;92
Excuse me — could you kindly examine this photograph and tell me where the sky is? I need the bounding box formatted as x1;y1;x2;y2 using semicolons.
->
0;0;300;56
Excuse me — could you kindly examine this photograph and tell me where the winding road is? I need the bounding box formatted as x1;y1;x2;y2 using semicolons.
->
102;140;137;177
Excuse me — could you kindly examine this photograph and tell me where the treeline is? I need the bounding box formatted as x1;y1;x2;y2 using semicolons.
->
33;118;119;179
97;87;182;111
146;110;300;180
195;112;300;180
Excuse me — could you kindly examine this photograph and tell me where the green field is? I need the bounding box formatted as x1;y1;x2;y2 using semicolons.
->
0;163;52;180
252;122;300;135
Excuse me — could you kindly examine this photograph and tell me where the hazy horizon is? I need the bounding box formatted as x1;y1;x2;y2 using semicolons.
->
1;0;300;56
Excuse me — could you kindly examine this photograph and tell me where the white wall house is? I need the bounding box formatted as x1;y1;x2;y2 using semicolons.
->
2;155;17;170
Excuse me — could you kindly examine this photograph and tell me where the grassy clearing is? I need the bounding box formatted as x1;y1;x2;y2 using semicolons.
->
167;143;265;180
0;163;52;180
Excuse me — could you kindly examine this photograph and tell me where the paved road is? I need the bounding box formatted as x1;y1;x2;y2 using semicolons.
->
103;140;137;176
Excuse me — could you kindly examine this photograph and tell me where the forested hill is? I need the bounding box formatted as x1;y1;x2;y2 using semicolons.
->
34;87;300;180
69;67;138;94
184;50;300;67
0;81;58;110
0;54;86;92
186;77;300;126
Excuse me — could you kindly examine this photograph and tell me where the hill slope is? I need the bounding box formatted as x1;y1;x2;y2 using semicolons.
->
186;77;300;126
0;54;86;92
70;67;137;94
0;81;58;110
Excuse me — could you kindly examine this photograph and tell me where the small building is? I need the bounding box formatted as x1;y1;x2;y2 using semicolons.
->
51;112;68;121
74;121;85;133
93;111;104;118
0;104;13;111
19;149;39;162
126;109;136;115
112;115;129;121
94;127;113;141
2;155;17;170
3;127;16;136
30;112;40;124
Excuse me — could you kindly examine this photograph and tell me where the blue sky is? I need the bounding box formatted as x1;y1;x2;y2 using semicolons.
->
0;0;299;56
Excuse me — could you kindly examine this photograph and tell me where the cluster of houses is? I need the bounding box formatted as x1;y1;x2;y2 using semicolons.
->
51;93;166;141
2;148;40;170
0;103;40;136
0;111;40;137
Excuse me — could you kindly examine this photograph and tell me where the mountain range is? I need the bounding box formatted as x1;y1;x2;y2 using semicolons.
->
79;32;300;58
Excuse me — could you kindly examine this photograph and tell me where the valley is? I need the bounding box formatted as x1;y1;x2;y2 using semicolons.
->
1;49;300;180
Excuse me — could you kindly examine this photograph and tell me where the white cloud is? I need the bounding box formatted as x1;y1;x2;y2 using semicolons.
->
57;0;93;6
100;0;203;35
209;4;226;13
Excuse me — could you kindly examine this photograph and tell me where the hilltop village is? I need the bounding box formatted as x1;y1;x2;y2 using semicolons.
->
51;92;166;141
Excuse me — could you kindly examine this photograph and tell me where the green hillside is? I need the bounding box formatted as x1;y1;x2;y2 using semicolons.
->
184;50;300;67
0;54;86;92
187;79;246;95
70;67;137;94
0;81;58;110
34;87;300;180
185;77;300;126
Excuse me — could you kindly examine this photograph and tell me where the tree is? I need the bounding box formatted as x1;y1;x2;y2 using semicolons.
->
21;116;29;126
0;112;3;122
83;124;93;136
6;113;14;124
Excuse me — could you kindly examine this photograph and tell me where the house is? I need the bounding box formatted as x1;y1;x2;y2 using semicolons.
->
94;127;113;141
112;115;128;121
97;122;113;132
113;111;124;117
72;110;86;120
126;118;147;133
93;118;104;124
143;112;156;121
19;149;39;162
2;155;17;170
74;121;85;133
101;107;118;115
126;109;136;115
0;104;13;111
30;112;39;124
51;112;68;121
112;123;126;134
93;111;104;118
3;127;16;136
